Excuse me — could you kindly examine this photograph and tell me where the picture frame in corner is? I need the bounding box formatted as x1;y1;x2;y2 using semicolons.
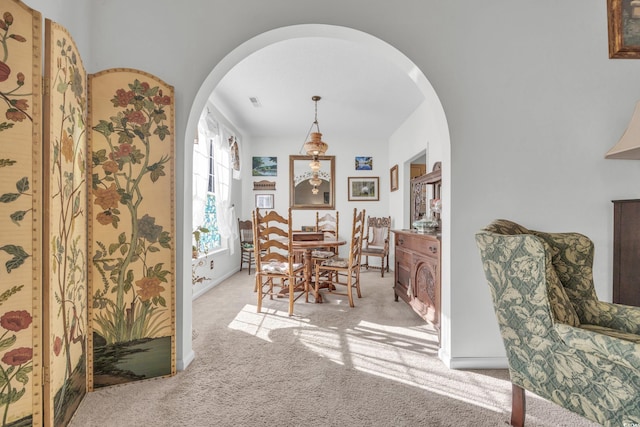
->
390;164;399;192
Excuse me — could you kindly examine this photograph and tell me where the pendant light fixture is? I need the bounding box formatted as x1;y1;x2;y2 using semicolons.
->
303;96;328;157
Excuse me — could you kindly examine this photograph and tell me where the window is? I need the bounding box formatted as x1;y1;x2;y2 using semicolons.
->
199;138;221;252
193;118;221;255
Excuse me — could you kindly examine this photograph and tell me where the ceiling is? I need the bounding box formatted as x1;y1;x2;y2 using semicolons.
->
210;37;425;143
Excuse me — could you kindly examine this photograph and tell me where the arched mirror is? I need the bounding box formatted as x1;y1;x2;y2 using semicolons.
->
289;155;335;209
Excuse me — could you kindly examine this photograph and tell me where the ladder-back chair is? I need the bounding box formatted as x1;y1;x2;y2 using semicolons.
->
314;208;365;307
238;218;254;274
311;211;340;274
253;208;308;316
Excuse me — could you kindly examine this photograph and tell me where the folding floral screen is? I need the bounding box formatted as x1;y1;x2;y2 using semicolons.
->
0;1;176;425
0;1;43;426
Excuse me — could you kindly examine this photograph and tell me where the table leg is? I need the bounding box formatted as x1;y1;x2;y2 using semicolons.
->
304;249;323;303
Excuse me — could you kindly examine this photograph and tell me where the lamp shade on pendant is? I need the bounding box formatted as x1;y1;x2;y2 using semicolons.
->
302;96;328;157
304;132;328;157
606;101;640;159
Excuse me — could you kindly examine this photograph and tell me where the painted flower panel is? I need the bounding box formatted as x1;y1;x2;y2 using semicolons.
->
88;69;175;389
43;19;88;427
0;1;42;425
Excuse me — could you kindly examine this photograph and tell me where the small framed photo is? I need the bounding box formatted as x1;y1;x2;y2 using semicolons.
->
355;156;372;170
390;164;399;192
348;177;379;201
255;194;274;209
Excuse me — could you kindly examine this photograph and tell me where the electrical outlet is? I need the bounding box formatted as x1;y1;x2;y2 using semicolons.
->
210;260;214;270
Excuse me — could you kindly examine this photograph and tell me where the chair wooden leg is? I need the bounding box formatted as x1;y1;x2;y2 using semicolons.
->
247;253;252;275
511;384;526;427
346;274;354;307
256;277;262;312
288;280;294;316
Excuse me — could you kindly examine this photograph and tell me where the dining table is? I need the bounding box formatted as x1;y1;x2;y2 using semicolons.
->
290;237;346;303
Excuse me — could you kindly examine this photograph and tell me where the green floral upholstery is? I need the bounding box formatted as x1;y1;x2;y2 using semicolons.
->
476;219;640;426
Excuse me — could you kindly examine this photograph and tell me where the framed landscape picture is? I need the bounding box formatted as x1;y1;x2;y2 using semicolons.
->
252;156;277;176
348;177;379;201
355;156;372;170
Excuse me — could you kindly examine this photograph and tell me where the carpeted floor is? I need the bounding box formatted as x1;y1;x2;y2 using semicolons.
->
69;270;599;427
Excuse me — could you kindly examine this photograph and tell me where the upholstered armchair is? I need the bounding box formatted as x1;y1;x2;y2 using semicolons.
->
475;219;640;427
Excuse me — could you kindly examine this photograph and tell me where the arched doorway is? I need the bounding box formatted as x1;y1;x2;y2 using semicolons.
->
178;24;451;369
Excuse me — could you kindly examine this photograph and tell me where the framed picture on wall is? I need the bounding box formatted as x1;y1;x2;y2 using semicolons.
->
355;156;373;170
252;156;277;176
608;0;640;58
348;177;379;201
390;164;399;192
255;194;274;209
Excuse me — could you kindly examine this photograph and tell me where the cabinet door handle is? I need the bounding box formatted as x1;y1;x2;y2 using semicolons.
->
398;238;404;245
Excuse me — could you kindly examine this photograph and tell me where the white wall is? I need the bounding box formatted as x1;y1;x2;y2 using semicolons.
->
25;0;640;370
27;0;91;66
389;100;446;229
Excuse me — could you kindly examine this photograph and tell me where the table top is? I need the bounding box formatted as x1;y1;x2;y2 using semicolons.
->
291;239;346;249
292;231;325;241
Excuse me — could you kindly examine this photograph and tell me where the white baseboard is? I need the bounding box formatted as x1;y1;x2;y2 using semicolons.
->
439;348;508;369
177;349;195;371
192;268;238;300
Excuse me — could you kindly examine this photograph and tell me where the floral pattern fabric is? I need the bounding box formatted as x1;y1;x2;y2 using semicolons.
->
476;219;640;426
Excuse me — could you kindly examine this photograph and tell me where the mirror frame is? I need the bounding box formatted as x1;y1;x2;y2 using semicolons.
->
289;155;335;210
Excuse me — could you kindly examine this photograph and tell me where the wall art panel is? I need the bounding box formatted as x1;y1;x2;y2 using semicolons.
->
0;0;42;425
43;19;87;427
87;69;175;389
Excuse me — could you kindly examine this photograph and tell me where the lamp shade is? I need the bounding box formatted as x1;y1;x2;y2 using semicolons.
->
304;132;328;157
606;101;640;159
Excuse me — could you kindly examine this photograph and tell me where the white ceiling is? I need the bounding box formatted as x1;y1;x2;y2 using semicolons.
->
210;37;425;142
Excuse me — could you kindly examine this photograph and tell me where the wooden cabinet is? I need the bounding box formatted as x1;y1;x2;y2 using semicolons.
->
392;230;441;339
613;199;640;307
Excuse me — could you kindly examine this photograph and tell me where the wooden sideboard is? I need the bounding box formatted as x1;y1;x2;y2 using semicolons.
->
392;230;441;340
612;199;640;307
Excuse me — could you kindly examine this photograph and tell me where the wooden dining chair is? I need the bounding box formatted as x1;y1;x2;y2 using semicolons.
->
311;210;340;275
314;208;365;307
238;218;254;274
361;216;391;277
253;208;308;316
316;211;339;246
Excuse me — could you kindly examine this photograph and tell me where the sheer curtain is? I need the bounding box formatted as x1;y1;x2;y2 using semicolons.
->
194;110;238;254
213;129;237;253
193;114;212;233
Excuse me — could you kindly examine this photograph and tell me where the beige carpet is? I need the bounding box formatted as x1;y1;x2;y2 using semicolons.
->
70;271;599;427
